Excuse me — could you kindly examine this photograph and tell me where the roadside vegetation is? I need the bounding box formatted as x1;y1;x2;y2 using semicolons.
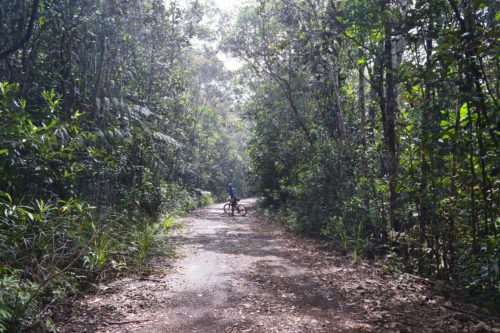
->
223;0;499;308
0;1;248;331
1;0;498;331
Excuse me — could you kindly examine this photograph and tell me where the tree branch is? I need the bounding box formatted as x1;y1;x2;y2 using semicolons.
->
0;0;41;60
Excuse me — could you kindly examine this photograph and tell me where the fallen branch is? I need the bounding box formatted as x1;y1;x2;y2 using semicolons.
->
442;304;493;321
105;319;151;325
138;276;163;283
400;273;434;284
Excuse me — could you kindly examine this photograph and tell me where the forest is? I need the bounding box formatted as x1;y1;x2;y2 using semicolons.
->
0;0;498;331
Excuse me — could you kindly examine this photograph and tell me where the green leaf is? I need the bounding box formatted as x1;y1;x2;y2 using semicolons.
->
0;149;8;155
460;103;469;120
440;120;450;127
72;110;85;120
38;16;47;26
0;192;12;204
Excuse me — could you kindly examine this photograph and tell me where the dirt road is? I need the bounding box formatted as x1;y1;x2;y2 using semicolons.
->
61;199;499;332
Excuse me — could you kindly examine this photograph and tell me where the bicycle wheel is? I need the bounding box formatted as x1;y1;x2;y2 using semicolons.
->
237;204;247;216
223;203;232;215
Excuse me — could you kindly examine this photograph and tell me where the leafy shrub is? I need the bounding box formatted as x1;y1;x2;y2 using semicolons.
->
0;270;39;332
159;182;213;215
0;83;214;331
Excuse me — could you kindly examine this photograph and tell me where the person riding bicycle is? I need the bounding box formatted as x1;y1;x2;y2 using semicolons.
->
223;183;247;216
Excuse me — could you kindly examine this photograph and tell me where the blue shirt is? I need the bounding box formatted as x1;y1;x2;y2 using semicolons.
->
228;185;236;198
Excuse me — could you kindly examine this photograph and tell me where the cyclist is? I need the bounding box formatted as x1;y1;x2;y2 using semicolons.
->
228;182;237;214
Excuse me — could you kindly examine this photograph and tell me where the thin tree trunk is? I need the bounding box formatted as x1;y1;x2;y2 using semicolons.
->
418;18;433;252
0;0;41;60
358;50;368;156
358;49;371;211
91;32;106;118
383;18;400;231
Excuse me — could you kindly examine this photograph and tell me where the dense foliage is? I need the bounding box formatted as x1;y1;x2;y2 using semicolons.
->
0;0;248;331
1;0;498;329
224;0;499;299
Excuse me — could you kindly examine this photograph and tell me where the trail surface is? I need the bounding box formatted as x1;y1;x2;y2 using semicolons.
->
60;199;499;332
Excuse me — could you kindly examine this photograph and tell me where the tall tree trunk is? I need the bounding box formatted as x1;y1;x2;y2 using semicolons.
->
418;12;433;258
91;32;106;121
448;0;497;239
379;0;407;232
358;49;368;155
358;49;371;211
382;17;400;231
368;86;377;143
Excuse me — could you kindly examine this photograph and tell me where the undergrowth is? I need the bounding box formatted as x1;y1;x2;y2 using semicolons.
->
0;190;207;332
0;83;216;332
256;200;500;313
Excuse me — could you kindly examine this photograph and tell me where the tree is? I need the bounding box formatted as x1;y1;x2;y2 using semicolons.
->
226;0;499;292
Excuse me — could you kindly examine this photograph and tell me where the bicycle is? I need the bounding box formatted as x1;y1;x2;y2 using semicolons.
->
223;199;247;216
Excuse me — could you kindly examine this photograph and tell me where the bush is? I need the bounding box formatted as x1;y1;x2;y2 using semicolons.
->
0;83;215;331
159;182;213;215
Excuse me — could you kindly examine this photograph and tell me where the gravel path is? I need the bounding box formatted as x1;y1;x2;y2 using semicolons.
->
59;199;499;332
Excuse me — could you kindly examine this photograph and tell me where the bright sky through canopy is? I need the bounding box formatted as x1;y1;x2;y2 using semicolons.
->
211;0;243;11
202;0;254;71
